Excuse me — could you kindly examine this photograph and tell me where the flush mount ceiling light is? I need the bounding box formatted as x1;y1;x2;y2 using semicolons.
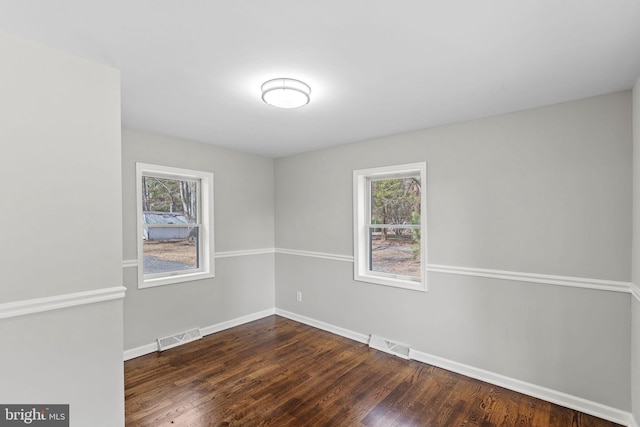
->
261;78;311;109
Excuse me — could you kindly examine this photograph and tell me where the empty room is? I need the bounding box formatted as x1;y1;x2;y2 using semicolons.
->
1;1;640;426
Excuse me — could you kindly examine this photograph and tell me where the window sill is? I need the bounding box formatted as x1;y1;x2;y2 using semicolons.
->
354;273;426;292
138;271;215;289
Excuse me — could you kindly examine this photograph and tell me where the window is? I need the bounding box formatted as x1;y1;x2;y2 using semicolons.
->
353;163;427;291
136;163;214;288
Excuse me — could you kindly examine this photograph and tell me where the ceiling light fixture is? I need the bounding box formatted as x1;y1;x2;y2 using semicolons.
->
261;78;311;109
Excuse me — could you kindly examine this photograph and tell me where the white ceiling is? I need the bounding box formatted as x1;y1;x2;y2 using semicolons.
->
1;1;639;158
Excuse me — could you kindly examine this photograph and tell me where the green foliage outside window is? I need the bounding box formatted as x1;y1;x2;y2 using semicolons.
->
142;176;197;222
370;177;421;241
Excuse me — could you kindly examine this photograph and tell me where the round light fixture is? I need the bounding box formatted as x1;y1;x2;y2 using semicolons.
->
261;78;311;109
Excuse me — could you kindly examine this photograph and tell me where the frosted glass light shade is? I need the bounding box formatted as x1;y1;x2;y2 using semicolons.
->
261;78;311;109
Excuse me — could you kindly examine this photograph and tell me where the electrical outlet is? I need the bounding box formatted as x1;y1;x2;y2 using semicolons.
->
296;291;302;302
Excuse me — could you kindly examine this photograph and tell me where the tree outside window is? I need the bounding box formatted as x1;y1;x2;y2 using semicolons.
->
353;163;427;291
136;163;214;289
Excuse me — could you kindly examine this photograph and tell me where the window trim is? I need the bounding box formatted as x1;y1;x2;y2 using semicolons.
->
353;162;427;292
136;163;214;289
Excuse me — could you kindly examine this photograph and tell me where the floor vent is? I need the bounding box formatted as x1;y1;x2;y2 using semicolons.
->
369;335;412;360
157;328;202;352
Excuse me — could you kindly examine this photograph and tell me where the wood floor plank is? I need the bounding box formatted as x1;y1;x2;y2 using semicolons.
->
125;316;623;427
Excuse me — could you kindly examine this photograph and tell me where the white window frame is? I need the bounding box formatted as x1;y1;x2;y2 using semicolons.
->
353;162;427;292
136;163;214;289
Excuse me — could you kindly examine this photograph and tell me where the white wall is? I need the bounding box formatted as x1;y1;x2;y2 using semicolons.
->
0;33;124;426
275;91;632;412
121;129;275;351
631;75;640;426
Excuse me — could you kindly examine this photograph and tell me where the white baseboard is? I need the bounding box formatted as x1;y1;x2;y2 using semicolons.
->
123;342;158;361
275;308;369;344
199;308;276;336
275;309;634;427
410;350;633;427
123;308;276;361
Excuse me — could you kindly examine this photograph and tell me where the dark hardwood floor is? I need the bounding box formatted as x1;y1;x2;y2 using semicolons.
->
125;315;621;427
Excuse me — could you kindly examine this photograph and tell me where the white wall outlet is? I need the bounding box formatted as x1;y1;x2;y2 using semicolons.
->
296;291;302;302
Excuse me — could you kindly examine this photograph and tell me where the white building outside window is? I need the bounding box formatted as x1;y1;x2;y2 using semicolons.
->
136;163;214;289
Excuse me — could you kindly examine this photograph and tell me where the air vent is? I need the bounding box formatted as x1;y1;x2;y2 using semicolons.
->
157;328;202;352
369;335;412;360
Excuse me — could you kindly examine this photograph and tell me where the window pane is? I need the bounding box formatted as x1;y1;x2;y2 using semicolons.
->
370;177;421;226
142;176;198;223
143;226;199;275
370;228;421;278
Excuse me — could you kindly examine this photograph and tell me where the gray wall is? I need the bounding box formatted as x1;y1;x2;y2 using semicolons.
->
632;76;640;425
275;91;632;410
2;27;635;424
122;129;275;350
0;33;124;425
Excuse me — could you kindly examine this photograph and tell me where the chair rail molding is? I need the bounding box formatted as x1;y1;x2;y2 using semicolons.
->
274;248;632;295
0;286;126;319
123;248;276;269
